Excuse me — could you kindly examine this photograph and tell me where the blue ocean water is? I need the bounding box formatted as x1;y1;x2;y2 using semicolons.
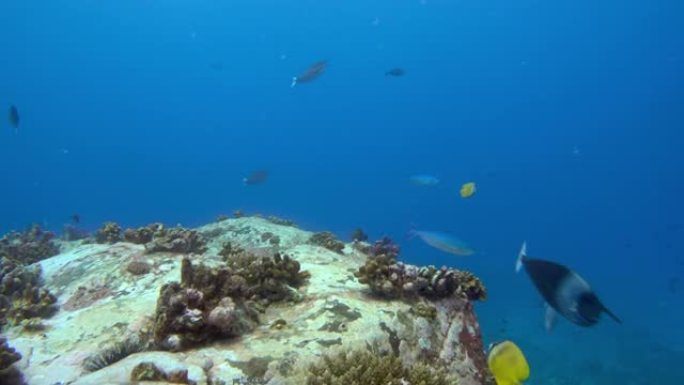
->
1;0;682;383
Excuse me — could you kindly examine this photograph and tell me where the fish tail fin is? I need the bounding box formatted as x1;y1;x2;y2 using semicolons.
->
290;77;297;88
406;224;418;240
603;306;622;324
516;241;527;273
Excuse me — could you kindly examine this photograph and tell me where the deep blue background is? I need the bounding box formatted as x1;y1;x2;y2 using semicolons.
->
1;0;683;382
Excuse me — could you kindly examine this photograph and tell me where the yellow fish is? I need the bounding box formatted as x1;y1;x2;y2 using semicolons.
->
460;182;476;198
487;340;530;385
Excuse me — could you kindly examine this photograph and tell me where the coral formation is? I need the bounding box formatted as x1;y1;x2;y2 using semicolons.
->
0;260;58;328
123;223;163;244
145;226;207;254
350;228;368;242
95;222;122;244
130;361;194;384
0;337;21;371
0;225;59;264
260;232;281;246
153;251;309;351
82;333;148;372
126;260;152;275
305;349;455;385
355;238;486;301
308;232;344;254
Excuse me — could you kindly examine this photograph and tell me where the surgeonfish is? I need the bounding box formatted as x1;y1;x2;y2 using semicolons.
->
291;61;327;88
487;340;530;385
460;182;476;198
409;174;440;186
409;230;475;256
516;242;622;329
8;105;19;130
385;68;405;77
243;170;269;185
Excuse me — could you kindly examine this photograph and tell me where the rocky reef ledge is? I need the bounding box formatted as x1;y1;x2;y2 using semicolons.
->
2;217;492;385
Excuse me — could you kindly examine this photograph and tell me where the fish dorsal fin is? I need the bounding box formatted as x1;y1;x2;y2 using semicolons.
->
516;241;527;273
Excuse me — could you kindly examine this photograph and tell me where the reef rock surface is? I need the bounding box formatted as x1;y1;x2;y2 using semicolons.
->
5;217;490;385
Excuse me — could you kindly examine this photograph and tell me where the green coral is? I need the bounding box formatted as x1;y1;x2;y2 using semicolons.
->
410;302;437;320
305;349;455;385
308;232;344;254
0;260;58;329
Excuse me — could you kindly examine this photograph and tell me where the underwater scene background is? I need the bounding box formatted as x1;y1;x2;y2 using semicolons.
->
1;0;682;384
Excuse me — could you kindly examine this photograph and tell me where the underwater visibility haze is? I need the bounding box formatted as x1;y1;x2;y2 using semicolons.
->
1;0;683;384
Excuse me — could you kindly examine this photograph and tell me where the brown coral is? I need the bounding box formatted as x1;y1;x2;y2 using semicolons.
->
95;222;122;244
308;232;344;254
0;260;58;328
354;242;486;301
145;226;207;254
0;224;59;264
305;349;455;385
123;223;163;244
153;250;309;351
0;337;21;371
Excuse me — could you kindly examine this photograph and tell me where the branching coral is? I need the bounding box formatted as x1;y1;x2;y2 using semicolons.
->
0;259;58;328
354;239;486;301
305;349;455;385
95;222;122;244
309;232;345;254
153;250;309;351
0;225;59;264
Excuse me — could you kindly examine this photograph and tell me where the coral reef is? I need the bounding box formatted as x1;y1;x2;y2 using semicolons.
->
0;225;59;264
0;259;58;328
130;361;194;384
95;222;122;244
308;232;344;254
123;223;163;245
354;240;486;301
82;333;148;372
260;232;281;247
350;228;368;242
154;251;309;350
305;349;455;385
0;337;21;371
145;226;207;254
369;236;400;259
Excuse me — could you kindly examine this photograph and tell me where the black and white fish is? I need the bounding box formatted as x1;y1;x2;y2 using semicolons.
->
516;242;621;330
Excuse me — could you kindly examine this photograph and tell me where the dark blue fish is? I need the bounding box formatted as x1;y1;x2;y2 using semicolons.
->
8;105;19;129
385;68;405;77
291;61;327;87
243;170;269;185
516;242;621;329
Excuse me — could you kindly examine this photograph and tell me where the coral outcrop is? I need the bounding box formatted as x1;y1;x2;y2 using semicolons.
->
123;223;163;245
154;249;309;351
8;217;490;385
145;226;207;254
0;259;58;328
0;337;21;371
308;232;345;254
305;348;455;385
95;222;122;244
0;225;59;264
355;238;486;301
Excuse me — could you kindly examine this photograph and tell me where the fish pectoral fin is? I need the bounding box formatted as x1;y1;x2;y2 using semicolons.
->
544;303;558;332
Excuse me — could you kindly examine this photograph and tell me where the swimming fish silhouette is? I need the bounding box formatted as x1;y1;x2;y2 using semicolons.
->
291;61;327;87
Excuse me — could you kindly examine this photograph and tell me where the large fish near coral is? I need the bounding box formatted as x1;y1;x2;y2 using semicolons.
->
291;61;327;87
516;242;621;329
408;230;475;256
